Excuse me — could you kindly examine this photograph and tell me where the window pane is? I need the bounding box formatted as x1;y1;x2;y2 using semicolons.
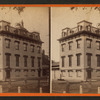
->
68;70;73;77
87;40;91;48
23;43;27;51
97;55;100;67
24;56;27;67
31;45;34;52
61;44;65;52
69;43;72;50
87;54;91;67
62;57;65;67
15;42;19;50
77;54;81;66
31;57;34;67
38;57;41;67
69;55;72;66
77;40;80;48
6;54;10;67
5;39;10;48
97;42;100;50
37;46;41;53
76;70;81;77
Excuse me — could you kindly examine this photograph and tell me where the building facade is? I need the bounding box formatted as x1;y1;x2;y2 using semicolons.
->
0;20;43;81
52;61;60;80
42;50;50;77
58;20;100;81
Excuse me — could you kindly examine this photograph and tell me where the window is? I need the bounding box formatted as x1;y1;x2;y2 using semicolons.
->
15;54;20;67
86;39;92;48
76;39;81;48
86;25;91;31
96;30;99;34
68;41;73;50
61;56;65;67
23;43;27;51
68;55;73;66
61;44;65;52
23;56;28;67
63;32;66;37
68;70;73;77
78;25;82;31
96;55;100;67
76;70;81;77
15;41;19;50
31;45;34;52
61;70;66;77
96;41;100;50
5;25;9;31
37;46;41;53
87;53;92;67
62;31;67;37
5;39;10;48
31;57;34;67
5;53;11;67
37;57;41;67
76;54;81;66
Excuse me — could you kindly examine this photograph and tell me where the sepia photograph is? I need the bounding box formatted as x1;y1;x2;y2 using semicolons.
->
51;7;100;93
0;7;50;93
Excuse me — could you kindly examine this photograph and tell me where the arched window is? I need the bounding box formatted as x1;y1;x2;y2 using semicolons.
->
67;29;70;35
78;25;82;31
5;25;9;31
86;25;91;31
70;30;72;35
64;32;66;36
72;31;74;34
96;30;99;34
80;26;82;31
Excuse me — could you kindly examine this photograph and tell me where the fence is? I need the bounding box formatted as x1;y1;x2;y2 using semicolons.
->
0;85;43;93
53;85;100;94
0;77;49;93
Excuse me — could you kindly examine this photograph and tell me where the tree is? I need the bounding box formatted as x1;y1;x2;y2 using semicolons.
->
0;7;25;15
13;7;25;15
70;7;100;13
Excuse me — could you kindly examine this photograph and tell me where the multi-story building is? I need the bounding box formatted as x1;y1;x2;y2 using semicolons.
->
0;20;43;81
42;50;50;77
52;61;60;80
58;20;100;81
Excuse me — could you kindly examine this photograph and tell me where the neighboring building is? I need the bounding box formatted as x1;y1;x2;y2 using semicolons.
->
42;50;49;77
52;61;60;80
0;20;43;81
58;20;100;81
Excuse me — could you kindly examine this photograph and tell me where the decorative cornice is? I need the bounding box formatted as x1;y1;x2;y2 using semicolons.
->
58;31;100;42
0;31;43;44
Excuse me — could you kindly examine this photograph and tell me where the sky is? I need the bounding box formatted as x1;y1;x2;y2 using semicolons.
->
0;7;49;55
51;7;100;62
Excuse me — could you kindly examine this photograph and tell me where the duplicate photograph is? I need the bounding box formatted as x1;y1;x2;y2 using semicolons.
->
51;7;100;93
0;7;50;93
